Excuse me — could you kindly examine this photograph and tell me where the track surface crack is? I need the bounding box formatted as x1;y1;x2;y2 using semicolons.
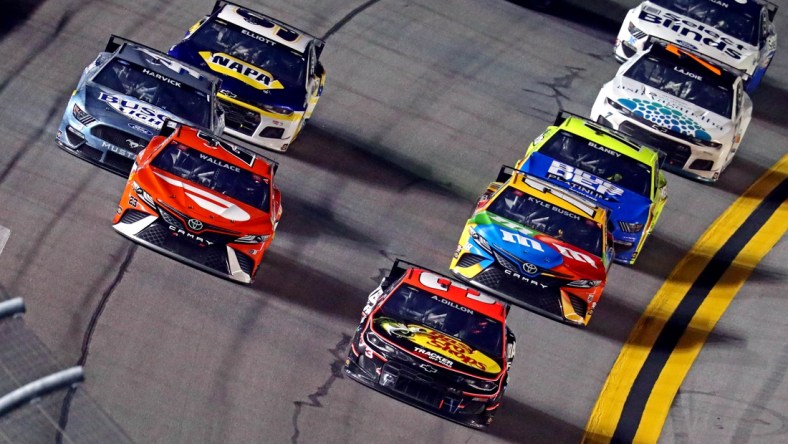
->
290;334;352;444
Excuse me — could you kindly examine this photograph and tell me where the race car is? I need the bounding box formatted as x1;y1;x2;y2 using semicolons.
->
591;41;753;183
345;260;515;429
56;35;224;176
450;168;613;327
113;120;281;284
169;0;326;152
613;0;777;92
514;112;667;265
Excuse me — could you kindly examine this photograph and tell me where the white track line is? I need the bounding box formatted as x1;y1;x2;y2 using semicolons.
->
0;226;10;257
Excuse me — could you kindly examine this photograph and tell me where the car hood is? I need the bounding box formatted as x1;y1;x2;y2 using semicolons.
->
137;167;272;234
170;40;307;111
608;77;733;141
633;2;759;73
82;85;188;134
519;153;652;217
370;316;504;379
474;212;606;279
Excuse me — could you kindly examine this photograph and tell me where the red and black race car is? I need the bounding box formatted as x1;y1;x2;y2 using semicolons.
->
112;120;281;283
345;260;516;429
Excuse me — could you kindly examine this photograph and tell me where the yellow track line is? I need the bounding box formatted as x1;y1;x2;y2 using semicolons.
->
583;154;788;443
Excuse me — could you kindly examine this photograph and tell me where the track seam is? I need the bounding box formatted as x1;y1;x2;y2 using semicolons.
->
321;0;381;40
55;244;137;442
290;334;352;444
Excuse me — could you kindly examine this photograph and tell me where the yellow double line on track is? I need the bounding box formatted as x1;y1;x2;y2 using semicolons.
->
584;155;788;443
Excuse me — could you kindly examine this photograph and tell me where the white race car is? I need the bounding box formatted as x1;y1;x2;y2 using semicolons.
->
614;0;777;92
591;41;752;182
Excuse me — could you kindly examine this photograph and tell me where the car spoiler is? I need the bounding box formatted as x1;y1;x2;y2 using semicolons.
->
501;164;604;218
386;260;508;313
210;0;326;58
645;36;749;80
158;119;279;174
765;1;778;21
553;110;652;153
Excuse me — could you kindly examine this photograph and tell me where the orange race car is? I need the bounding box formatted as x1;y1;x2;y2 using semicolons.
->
113;120;281;283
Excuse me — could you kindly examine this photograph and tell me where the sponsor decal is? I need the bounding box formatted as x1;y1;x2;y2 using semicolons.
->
153;172;251;221
547;160;625;199
128;123;153;136
555;244;598;268
377;318;501;374
98;92;169;129
128;196;138;207
101;140;136;159
198;51;284;90
637;9;747;60
167;225;215;245
500;230;545;252
616;97;721;135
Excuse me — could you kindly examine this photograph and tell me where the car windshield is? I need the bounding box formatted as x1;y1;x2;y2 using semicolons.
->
649;0;760;45
92;58;211;128
189;18;306;88
487;187;603;257
379;284;503;358
625;54;733;117
151;141;270;211
538;130;653;197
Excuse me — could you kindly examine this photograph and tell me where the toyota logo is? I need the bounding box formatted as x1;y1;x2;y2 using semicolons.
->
187;219;203;231
522;262;538;275
419;364;437;373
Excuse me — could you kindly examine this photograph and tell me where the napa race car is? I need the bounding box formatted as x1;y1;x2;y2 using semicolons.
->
614;0;777;92
450;168;613;327
113;120;281;284
591;41;752;183
345;260;515;429
169;1;326;152
514;112;667;265
56;35;224;176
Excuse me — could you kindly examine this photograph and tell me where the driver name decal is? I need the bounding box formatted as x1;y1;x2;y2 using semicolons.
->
198;51;284;90
98;92;168;128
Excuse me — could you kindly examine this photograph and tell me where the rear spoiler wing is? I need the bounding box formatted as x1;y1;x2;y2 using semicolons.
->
554;110;651;153
645;36;749;80
158;119;279;174
765;1;778;21
210;0;326;57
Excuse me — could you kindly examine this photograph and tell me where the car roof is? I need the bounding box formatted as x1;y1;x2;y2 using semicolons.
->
400;267;508;323
170;125;276;177
507;171;608;224
213;2;318;54
555;115;659;167
111;37;220;93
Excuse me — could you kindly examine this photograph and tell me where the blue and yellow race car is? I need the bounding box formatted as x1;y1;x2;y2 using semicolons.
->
515;112;667;265
169;1;326;153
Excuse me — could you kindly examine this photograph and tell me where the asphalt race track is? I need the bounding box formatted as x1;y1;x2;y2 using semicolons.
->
0;0;786;443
